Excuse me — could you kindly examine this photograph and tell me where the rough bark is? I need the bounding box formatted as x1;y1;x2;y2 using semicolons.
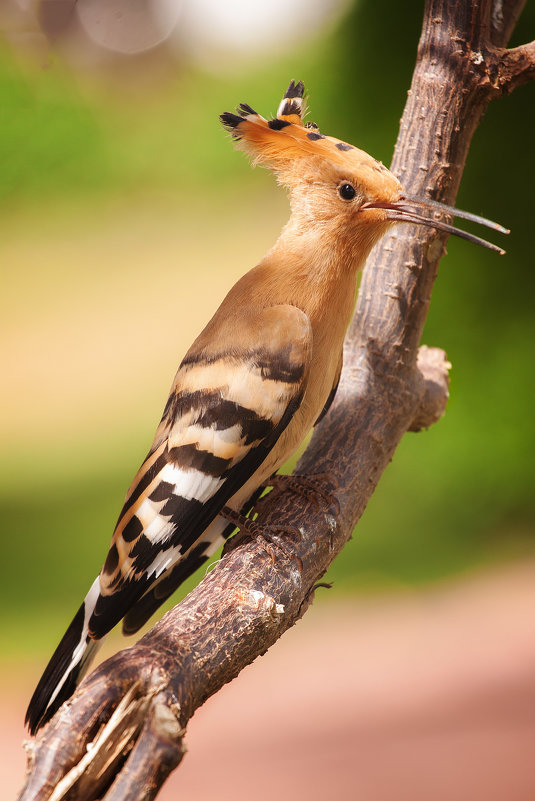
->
18;1;535;799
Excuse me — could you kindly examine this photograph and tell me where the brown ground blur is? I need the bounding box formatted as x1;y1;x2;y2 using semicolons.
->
6;559;535;801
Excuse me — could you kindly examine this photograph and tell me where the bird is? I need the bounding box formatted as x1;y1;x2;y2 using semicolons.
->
25;80;508;735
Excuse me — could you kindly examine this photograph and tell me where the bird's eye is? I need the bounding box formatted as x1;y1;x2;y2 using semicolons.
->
338;183;356;201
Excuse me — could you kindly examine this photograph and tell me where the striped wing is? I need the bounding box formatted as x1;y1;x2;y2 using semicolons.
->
121;485;265;635
89;304;312;638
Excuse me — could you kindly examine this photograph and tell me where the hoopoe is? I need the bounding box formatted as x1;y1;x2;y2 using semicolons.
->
26;80;507;735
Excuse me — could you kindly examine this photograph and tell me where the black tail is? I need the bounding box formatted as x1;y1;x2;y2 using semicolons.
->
25;578;102;735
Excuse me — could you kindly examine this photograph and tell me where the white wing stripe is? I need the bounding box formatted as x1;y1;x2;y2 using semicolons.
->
146;544;183;579
144;518;176;544
159;463;226;503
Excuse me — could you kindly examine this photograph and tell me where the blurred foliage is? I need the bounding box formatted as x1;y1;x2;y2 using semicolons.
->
1;1;534;656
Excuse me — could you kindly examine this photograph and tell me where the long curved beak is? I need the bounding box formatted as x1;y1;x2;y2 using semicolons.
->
363;196;509;255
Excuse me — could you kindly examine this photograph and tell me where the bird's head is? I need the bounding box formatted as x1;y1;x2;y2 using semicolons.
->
221;81;507;257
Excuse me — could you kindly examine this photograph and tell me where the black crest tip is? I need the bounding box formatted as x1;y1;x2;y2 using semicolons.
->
284;80;305;99
238;102;257;117
220;112;243;136
268;118;292;131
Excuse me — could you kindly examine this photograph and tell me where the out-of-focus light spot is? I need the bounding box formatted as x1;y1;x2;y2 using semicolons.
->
76;0;183;55
2;0;351;69
173;0;351;69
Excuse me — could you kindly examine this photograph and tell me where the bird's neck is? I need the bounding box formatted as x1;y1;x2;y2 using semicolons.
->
261;219;367;329
214;216;378;360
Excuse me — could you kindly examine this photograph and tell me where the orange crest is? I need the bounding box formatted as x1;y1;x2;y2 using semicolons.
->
220;80;391;184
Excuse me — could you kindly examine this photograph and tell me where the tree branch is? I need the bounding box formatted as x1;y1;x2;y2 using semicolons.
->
18;1;534;799
491;40;535;93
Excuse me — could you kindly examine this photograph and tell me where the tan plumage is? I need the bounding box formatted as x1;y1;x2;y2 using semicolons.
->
26;80;507;735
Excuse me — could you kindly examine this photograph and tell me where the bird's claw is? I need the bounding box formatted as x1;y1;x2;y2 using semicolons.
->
221;506;302;567
268;472;340;515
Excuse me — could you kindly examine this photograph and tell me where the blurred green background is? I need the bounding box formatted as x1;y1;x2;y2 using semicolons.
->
1;0;534;661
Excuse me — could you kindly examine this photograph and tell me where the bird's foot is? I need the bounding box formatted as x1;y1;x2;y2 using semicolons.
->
221;506;302;567
268;472;340;514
